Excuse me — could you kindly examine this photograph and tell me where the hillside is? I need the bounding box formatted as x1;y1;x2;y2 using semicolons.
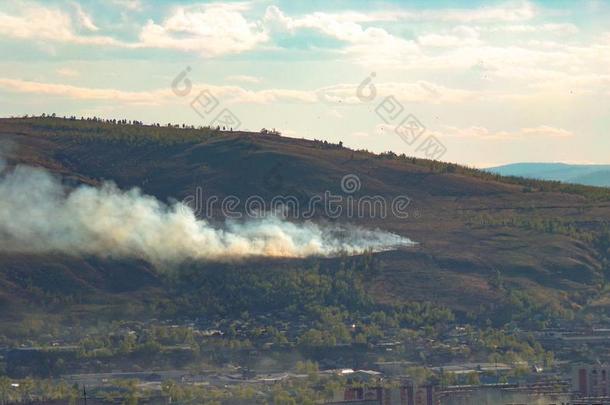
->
487;162;610;188
1;116;609;334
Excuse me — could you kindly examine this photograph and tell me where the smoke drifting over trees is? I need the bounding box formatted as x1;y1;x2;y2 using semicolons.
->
0;160;413;266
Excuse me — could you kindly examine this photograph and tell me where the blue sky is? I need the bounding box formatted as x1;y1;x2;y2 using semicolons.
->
0;0;609;167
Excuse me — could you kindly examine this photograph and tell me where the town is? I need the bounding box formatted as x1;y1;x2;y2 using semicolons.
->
1;315;609;404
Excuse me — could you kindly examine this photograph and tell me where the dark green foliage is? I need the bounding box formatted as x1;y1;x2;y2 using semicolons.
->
168;255;377;317
470;213;595;242
6;115;219;146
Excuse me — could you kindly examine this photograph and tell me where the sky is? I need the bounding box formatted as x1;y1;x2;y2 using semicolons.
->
0;0;609;167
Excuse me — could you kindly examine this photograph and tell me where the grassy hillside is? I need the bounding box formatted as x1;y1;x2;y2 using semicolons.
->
0;116;609;335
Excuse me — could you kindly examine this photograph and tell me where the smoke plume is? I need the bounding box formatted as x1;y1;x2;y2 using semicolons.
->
0;163;414;266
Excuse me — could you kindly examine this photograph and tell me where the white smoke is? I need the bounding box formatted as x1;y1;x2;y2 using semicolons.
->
0;163;414;266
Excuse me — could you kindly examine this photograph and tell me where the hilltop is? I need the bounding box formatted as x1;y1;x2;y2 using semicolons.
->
0;116;609;334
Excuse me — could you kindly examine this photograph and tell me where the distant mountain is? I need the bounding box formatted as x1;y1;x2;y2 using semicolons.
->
487;163;610;187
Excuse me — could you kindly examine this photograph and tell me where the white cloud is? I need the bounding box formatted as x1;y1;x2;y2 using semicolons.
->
73;3;99;32
0;78;317;105
0;4;122;46
264;5;420;65
0;1;571;70
0;78;171;105
317;81;477;105
424;1;536;23
520;125;573;137
484;23;579;34
228;87;318;103
326;109;343;119
226;75;261;84
433;125;574;139
0;4;74;42
138;3;269;57
110;0;143;12
259;3;606;82
56;67;80;77
0;77;479;107
271;2;536;24
0;2;268;57
417;26;481;48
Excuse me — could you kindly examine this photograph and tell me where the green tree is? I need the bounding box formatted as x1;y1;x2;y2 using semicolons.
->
466;372;480;385
0;377;10;405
